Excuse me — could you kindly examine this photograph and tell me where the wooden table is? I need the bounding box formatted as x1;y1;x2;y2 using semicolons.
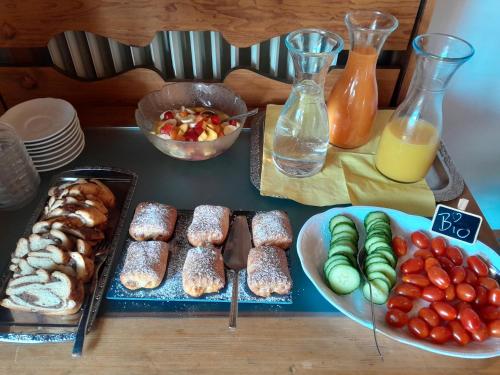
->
0;128;498;374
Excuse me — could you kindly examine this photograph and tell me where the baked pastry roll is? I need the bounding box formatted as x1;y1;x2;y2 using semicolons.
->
187;205;230;246
247;246;292;297
182;245;225;297
129;202;177;241
120;241;169;290
252;210;293;249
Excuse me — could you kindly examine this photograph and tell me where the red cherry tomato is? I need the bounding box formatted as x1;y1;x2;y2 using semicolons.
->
162;111;174;120
445;285;456;301
408;317;430;339
449;320;471;345
473;286;489;306
424;257;440;272
438;256;454;272
394;283;421;299
488;320;500;338
391;236;407;257
431;302;458;321
430;236;447;256
385;308;409;328
402;274;430;287
430;325;452;344
466;256;489;277
387;295;413;313
478;306;500;321
446;246;464;266
489;288;500;306
210;115;221;125
418;307;440;327
471;323;490;342
422;286;445;302
455;301;472;314
414;249;433;259
411;231;430;249
400;257;424;274
450;266;466;284
427;266;451;289
459;307;482;333
478;277;499;290
465;268;479;285
456;283;477;302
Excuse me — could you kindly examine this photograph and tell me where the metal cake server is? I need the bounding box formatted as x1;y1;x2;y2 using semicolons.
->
223;215;252;329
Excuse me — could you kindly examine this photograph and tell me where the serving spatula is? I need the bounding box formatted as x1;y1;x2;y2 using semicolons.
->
223;215;252;329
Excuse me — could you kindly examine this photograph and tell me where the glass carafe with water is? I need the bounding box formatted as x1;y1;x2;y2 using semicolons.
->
272;29;344;177
375;33;474;183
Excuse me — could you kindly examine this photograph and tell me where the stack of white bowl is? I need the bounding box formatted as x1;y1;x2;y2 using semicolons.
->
0;98;85;172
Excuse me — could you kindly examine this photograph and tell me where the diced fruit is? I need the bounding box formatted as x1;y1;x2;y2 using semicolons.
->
223;125;237;135
229;119;238;126
211;115;221;124
161;111;174;120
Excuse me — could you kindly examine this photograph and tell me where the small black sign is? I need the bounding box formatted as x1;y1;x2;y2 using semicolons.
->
430;204;482;244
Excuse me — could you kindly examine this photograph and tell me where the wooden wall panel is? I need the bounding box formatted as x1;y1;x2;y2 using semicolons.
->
0;0;420;49
0;67;399;126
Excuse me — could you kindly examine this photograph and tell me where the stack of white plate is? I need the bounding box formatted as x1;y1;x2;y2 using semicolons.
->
0;98;85;172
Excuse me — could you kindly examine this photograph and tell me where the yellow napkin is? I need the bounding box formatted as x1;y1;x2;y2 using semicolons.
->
260;105;436;216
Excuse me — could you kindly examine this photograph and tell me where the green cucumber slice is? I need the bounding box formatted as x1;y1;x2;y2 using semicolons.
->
365;263;397;285
366;271;393;289
326;264;360;295
370;249;397;267
364;256;390;267
329;215;355;232
364;211;390;227
362;281;389;304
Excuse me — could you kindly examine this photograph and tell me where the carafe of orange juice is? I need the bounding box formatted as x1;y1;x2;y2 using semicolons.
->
327;11;398;148
375;33;474;183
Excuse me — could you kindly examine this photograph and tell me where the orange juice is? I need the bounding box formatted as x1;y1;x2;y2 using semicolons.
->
375;118;439;182
327;47;378;148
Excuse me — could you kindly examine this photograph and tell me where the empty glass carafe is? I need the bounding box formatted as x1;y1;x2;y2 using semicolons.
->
272;29;344;177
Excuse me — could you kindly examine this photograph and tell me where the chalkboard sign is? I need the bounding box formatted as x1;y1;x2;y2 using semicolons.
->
430;204;483;244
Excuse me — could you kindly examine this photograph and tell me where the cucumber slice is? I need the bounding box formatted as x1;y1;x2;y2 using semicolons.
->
325;259;351;276
366;242;393;254
366;221;392;233
332;224;359;239
367;271;393;289
364;211;390;227
366;263;397;286
329;215;355;232
366;231;391;242
369;277;392;293
370;249;397;267
329;243;357;256
362;281;389;304
326;264;360;295
365;237;389;252
331;236;358;247
328;253;356;265
364;255;390;267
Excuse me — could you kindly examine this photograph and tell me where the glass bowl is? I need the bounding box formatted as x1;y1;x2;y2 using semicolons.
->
135;83;248;161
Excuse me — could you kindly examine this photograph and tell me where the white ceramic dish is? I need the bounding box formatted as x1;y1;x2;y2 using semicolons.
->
1;98;76;143
26;119;81;155
35;136;85;172
30;128;83;162
297;206;500;359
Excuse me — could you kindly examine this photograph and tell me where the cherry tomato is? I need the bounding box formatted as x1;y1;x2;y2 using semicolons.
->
402;274;430;287
387;295;413;313
488;320;500;338
455;301;472;314
446;246;464;266
400;257;424;274
431;302;458;321
162;111;174;120
430;325;452;344
489;288;500;306
411;231;430;249
210;115;221;124
422;286;445;302
430;236;447;256
438;256;454;273
456;283;477;302
445;285;456;301
394;283;421;299
427;266;451;289
414;249;433;259
424;257;440;272
392;236;407;257
385;308;409;328
449;320;471;345
478;306;500;321
465;268;479;285
459;307;482;333
408;317;430;339
473;286;489;306
450;266;466;284
471;323;490;342
466;256;489;277
418;307;440;327
478;277;499;290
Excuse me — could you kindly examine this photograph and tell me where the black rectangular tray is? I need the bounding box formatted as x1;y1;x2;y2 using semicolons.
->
0;166;137;343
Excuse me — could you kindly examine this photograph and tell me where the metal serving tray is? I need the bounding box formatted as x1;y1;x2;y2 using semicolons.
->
0;166;137;343
249;112;465;203
106;209;292;305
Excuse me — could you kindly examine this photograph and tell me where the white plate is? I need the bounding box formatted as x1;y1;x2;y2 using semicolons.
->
30;128;83;162
297;206;500;359
33;130;84;165
34;134;85;172
26;119;81;155
1;98;76;143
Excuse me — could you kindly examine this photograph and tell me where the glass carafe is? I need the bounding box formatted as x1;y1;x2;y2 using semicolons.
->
327;11;398;148
272;29;343;177
375;33;474;183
